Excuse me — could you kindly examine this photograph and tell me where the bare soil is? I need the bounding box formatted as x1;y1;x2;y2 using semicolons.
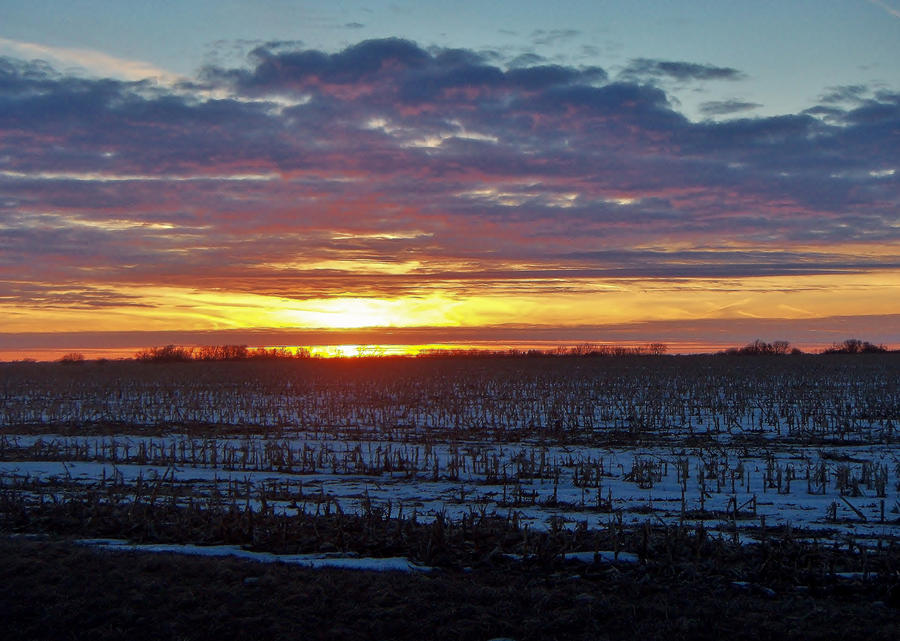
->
1;534;897;641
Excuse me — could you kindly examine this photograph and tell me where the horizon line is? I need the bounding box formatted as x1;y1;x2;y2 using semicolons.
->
3;337;897;362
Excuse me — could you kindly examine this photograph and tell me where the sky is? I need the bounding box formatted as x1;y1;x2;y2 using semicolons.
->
1;1;899;356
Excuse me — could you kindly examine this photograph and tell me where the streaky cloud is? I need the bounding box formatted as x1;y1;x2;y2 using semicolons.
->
866;0;900;19
530;29;580;46
619;58;744;82
0;37;897;331
0;36;180;83
699;100;762;116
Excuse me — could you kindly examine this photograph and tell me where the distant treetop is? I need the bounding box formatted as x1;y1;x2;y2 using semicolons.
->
58;352;86;364
134;345;311;362
822;338;887;354
720;339;799;356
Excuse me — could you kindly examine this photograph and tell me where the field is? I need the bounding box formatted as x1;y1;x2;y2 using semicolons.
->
1;355;898;638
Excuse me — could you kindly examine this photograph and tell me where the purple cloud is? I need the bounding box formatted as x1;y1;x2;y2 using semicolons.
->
0;38;897;307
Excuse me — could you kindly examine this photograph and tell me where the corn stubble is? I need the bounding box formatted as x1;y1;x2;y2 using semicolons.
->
0;354;898;637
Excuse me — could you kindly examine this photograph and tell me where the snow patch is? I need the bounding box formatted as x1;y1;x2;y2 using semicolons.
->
76;538;433;573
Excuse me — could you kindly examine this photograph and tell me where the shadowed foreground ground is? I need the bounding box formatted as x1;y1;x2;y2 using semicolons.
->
1;536;896;641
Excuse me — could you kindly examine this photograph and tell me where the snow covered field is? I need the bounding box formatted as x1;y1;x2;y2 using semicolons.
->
1;356;897;548
1;431;897;545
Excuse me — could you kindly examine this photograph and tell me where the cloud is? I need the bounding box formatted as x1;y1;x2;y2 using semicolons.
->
619;58;744;82
819;84;870;104
507;52;547;68
530;29;580;46
0;36;180;83
5;315;899;352
0;38;898;316
0;281;150;309
699;100;762;116
866;0;900;19
232;37;431;90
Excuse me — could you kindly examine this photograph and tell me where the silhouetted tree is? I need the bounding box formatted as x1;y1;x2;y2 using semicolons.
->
645;342;669;356
772;340;791;355
823;339;887;354
196;345;250;361
135;345;194;362
722;339;795;355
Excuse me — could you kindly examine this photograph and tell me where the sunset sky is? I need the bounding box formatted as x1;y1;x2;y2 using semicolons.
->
1;1;899;357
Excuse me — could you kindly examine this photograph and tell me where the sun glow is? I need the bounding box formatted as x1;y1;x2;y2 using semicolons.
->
272;296;459;328
1;271;899;336
305;344;433;358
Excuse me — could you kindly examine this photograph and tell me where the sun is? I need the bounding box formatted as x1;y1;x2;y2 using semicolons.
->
273;296;457;329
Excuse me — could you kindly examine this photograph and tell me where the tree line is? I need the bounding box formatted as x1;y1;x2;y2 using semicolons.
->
719;338;889;356
50;338;892;364
134;345;311;362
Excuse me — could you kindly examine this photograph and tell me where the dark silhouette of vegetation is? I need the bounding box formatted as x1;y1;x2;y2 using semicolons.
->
135;344;310;362
127;339;898;362
561;342;668;356
247;346;312;360
418;343;669;358
133;343;669;362
716;338;894;356
135;345;195;362
720;340;800;356
194;344;250;361
822;338;888;354
58;352;85;365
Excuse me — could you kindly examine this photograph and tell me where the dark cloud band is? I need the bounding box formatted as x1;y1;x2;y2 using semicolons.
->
0;38;897;307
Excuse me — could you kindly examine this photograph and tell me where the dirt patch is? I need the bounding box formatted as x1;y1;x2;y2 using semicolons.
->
1;535;897;641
